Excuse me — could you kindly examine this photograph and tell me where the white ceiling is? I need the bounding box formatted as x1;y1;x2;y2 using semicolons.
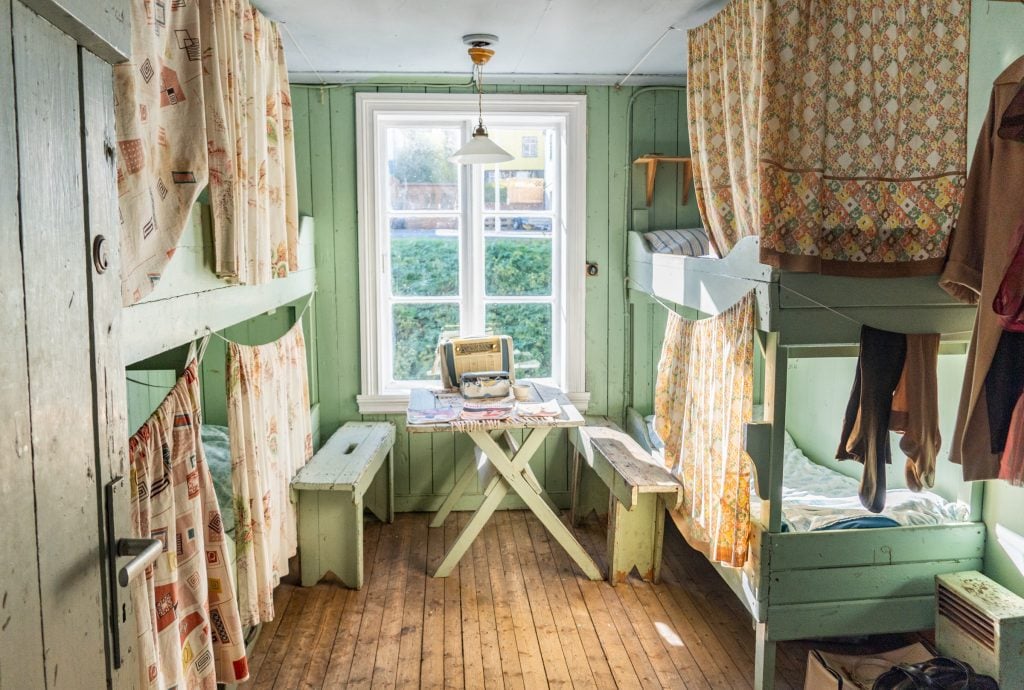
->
259;0;727;85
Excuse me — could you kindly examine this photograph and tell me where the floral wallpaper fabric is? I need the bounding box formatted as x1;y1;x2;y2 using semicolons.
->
114;0;208;305
227;322;312;626
202;0;299;286
128;361;248;688
654;293;755;567
688;0;969;276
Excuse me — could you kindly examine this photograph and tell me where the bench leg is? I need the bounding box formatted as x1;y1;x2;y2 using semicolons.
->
298;490;364;589
606;492;662;585
754;622;776;690
366;449;394;525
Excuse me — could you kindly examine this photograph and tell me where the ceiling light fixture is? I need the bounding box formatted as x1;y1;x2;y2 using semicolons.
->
449;34;514;165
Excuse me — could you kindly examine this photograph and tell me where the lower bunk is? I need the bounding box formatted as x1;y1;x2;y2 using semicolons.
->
627;408;986;690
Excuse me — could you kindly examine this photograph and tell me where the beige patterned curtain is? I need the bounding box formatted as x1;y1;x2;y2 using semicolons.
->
202;0;299;285
688;0;969;276
115;0;208;305
227;322;312;626
687;0;764;255
654;294;755;567
128;361;249;687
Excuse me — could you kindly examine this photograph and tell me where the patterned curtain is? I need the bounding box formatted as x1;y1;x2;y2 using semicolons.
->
687;0;764;255
114;0;208;305
202;0;300;285
227;322;312;626
654;293;755;567
128;361;248;687
688;0;969;276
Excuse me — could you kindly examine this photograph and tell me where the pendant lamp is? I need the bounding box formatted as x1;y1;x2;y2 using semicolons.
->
449;34;514;165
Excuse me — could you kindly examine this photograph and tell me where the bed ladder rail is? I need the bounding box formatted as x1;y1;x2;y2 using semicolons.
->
745;421;772;501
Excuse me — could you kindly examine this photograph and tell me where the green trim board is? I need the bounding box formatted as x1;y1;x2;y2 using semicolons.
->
290;83;691;508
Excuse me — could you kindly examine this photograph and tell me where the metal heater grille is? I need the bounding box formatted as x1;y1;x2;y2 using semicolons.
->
937;582;997;652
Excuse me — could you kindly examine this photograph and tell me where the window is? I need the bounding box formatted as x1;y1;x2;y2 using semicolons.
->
356;94;587;413
521;135;538;158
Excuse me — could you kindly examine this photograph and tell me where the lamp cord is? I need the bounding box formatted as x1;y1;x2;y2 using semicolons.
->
475;63;485;131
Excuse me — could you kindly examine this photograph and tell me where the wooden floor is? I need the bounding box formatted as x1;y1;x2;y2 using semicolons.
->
243;510;921;689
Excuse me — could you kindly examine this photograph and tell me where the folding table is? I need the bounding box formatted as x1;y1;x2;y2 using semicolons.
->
406;387;602;580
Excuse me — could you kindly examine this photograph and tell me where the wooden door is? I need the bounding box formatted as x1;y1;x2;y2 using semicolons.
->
1;1;133;687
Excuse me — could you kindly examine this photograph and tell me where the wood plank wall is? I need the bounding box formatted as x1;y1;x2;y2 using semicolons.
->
124;84;696;511
288;83;693;512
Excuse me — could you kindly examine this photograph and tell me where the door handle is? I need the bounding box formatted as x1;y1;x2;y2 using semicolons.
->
116;538;162;587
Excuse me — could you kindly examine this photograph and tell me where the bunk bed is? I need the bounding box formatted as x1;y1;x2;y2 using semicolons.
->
627;231;985;690
122;204;318;665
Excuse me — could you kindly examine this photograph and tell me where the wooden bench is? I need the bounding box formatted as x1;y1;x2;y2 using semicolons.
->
568;417;683;585
292;422;395;589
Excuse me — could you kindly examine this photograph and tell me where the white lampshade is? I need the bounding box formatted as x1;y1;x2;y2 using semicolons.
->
449;130;514;165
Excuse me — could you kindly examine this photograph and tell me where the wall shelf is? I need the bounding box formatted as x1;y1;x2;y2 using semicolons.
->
633;154;693;207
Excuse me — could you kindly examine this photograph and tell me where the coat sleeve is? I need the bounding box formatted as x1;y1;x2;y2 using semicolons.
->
940;90;996;305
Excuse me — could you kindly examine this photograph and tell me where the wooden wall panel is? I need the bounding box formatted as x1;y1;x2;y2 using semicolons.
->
13;4;107;686
290;83;691;510
0;0;46;684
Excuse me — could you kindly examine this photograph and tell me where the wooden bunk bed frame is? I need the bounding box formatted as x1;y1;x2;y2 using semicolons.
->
121;204;319;666
627;232;986;690
122;204;317;366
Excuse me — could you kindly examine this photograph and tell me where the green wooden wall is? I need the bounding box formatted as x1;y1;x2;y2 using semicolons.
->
290;82;692;512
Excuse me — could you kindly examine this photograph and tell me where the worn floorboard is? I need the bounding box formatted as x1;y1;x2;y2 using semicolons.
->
243;511;926;689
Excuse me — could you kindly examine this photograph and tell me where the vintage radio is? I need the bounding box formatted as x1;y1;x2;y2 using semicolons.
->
438;335;515;390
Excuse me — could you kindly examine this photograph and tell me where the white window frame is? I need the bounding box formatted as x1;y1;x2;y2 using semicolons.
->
355;93;589;414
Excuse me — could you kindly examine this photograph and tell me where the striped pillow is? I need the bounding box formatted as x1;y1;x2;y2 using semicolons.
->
642;228;712;257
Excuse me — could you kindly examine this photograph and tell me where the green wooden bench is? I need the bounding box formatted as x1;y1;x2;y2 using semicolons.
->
569;417;683;585
292;421;395;589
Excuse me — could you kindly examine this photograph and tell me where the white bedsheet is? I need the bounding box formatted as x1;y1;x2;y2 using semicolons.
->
644;416;969;532
757;433;970;531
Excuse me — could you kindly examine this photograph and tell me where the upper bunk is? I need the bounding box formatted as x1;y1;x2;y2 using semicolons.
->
627;232;976;348
122;203;316;366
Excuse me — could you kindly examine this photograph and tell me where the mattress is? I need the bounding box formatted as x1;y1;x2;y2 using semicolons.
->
644;415;970;532
201;424;235;536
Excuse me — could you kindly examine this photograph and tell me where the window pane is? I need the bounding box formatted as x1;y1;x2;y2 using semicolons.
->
386;128;460;211
391;215;459;297
483;127;554;212
485;237;551;297
486;303;552;378
392;304;459;381
483;216;553;234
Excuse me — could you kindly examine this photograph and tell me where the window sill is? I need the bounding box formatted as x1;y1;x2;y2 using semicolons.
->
356;391;591;416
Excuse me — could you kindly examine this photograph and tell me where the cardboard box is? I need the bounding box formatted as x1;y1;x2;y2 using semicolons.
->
804;642;934;690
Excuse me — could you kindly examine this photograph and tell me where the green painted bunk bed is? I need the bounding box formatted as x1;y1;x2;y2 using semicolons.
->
627;231;986;690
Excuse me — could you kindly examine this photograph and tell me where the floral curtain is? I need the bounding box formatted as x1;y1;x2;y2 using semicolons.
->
687;0;764;255
128;361;248;688
688;0;969;276
655;293;755;567
114;0;208;305
202;0;299;285
227;322;312;626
